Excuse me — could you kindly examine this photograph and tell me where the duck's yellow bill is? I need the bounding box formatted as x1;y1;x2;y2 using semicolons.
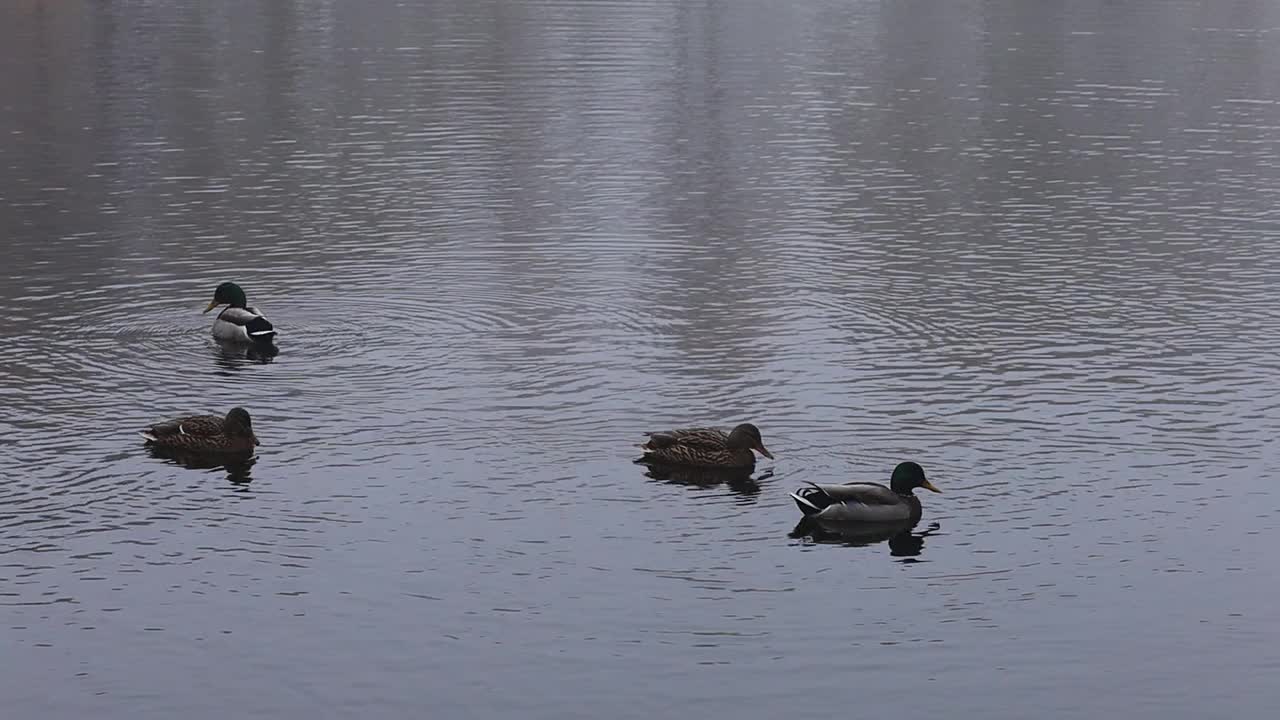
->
203;300;220;314
921;480;941;493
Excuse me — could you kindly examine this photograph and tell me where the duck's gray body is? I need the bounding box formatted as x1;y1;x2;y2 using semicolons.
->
790;482;923;523
212;306;276;343
791;462;938;523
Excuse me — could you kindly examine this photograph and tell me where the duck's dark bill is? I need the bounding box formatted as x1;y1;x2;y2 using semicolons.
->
757;446;774;459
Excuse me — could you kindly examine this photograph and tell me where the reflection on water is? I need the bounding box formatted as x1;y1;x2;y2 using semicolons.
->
791;518;942;560
640;464;771;499
145;446;257;487
210;340;279;370
2;1;1280;719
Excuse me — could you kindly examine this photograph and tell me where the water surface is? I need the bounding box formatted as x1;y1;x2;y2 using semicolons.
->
2;1;1279;718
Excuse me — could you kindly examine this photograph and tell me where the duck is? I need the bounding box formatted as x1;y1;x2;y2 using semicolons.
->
204;282;277;344
637;423;773;469
140;407;260;453
790;461;939;523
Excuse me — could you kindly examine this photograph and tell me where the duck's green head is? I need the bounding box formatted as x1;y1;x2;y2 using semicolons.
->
224;406;260;445
727;423;774;459
204;282;248;313
890;461;940;494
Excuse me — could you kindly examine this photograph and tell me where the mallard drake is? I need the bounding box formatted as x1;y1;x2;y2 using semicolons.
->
141;407;260;453
790;461;939;523
204;282;276;344
638;423;773;468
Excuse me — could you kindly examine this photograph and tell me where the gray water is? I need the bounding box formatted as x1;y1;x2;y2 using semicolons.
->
3;1;1279;717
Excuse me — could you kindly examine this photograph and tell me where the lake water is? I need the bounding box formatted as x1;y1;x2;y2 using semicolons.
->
3;1;1279;717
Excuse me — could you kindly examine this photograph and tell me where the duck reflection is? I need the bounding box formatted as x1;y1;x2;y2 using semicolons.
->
790;517;941;558
146;445;257;487
211;339;278;370
639;462;772;498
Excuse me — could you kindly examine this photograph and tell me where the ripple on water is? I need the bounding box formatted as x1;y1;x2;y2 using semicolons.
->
3;1;1280;716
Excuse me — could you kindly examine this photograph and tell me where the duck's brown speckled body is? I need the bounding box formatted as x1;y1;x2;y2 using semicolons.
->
638;423;772;469
141;407;260;454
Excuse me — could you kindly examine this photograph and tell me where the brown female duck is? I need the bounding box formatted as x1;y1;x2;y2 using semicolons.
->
638;423;773;469
141;407;260;453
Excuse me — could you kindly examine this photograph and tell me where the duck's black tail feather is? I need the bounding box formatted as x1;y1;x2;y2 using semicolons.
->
246;316;277;343
790;489;824;515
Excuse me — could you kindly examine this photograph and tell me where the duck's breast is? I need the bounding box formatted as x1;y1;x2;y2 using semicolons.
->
212;319;250;341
